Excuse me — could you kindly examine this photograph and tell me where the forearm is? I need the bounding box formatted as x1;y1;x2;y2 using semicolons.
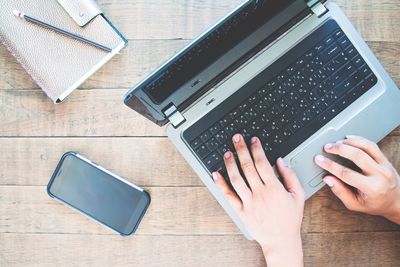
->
262;235;304;267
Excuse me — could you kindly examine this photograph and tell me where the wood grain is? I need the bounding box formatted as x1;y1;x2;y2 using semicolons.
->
1;137;399;187
0;232;399;267
1;186;399;235
0;90;164;137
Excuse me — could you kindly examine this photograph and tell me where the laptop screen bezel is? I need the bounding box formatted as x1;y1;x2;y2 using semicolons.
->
124;0;318;126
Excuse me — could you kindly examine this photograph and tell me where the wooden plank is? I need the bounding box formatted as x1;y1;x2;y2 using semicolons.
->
96;0;400;42
1;186;399;235
0;232;399;267
1;137;400;186
1;39;398;90
0;137;199;186
303;232;400;267
0;90;164;137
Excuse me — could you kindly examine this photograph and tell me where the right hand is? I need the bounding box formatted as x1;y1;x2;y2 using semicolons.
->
314;135;400;224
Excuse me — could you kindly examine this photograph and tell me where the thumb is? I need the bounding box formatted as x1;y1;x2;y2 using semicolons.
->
323;176;362;211
276;158;304;200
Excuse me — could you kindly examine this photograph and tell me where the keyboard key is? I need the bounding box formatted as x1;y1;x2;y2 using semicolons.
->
190;137;202;149
270;103;281;117
196;144;210;159
238;100;250;112
209;123;222;135
205;138;220;151
337;36;351;49
322;35;335;47
333;29;344;39
218;143;231;156
248;94;259;104
359;64;373;77
320;43;340;62
203;152;223;169
290;119;303;132
332;63;356;85
352;55;364;68
241;128;252;141
200;130;212;142
219;116;230;127
243;108;259;121
225;122;237;136
344;45;357;59
234;115;249;128
228;108;240;120
215;131;228;143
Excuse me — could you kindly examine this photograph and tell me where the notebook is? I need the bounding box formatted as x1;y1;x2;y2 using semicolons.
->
0;0;127;103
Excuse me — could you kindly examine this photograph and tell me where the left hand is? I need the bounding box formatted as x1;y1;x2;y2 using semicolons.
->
212;134;305;267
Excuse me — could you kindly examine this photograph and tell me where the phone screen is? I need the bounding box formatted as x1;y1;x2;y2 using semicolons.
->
47;153;150;236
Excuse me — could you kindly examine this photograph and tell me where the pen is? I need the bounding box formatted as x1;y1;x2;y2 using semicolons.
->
13;10;113;53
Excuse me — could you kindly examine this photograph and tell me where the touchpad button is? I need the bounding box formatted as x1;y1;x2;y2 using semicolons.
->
289;129;344;182
308;174;325;187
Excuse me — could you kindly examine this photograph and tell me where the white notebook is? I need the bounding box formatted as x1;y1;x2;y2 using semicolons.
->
0;0;127;102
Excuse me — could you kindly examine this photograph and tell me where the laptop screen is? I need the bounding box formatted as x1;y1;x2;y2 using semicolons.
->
142;0;296;104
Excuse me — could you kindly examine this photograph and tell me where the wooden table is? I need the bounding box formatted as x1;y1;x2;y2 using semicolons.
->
1;1;399;266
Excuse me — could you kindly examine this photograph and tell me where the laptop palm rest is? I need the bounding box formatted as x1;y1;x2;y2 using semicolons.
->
289;128;345;187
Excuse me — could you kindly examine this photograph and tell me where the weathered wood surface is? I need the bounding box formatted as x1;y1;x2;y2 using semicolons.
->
0;0;399;266
1;233;399;267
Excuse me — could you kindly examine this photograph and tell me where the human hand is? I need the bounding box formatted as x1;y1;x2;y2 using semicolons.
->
213;134;305;267
315;135;400;224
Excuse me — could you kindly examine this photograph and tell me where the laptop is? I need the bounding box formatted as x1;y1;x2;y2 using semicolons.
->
124;0;400;239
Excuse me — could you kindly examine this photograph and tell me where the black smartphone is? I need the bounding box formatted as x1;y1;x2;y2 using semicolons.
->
47;151;150;236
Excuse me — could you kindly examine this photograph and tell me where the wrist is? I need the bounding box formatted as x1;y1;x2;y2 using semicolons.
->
261;234;304;267
384;190;400;224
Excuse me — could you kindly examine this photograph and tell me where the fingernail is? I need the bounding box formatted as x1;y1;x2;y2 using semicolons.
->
325;143;333;150
251;137;258;144
233;134;241;143
224;151;231;159
315;155;326;163
212;172;219;181
346;135;358;139
277;157;288;167
336;140;344;144
323;177;334;187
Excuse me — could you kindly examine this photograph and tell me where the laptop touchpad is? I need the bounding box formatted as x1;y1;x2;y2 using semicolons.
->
289;128;345;184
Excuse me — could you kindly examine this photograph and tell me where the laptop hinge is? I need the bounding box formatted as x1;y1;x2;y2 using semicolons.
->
307;0;328;18
163;104;186;128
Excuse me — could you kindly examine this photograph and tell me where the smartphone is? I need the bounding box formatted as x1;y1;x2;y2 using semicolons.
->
47;152;150;236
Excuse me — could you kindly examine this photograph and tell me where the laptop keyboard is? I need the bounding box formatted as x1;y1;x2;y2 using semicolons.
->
183;20;377;184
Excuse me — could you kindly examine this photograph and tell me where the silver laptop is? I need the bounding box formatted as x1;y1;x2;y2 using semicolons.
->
124;0;400;239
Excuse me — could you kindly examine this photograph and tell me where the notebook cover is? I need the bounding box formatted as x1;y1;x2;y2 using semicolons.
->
0;0;127;102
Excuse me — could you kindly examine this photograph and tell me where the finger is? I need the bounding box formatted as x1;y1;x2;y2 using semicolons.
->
323;175;364;212
212;172;243;213
232;134;263;190
315;154;367;190
276;158;305;201
223;151;252;203
249;137;276;185
344;135;388;164
324;142;380;175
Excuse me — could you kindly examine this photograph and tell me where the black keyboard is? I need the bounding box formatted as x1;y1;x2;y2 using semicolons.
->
183;20;377;184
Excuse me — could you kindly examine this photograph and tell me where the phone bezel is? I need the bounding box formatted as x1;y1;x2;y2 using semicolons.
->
47;151;150;236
